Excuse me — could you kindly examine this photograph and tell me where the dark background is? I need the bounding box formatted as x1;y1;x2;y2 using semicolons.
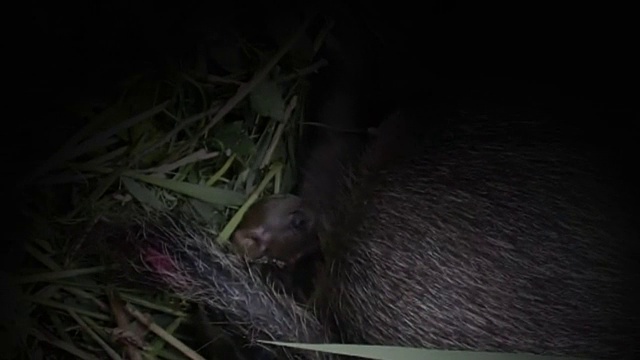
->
11;0;639;177
5;0;638;267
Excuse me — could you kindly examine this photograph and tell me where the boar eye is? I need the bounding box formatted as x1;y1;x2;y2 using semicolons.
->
290;210;307;230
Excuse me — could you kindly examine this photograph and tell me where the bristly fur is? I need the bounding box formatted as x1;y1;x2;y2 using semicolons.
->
92;15;639;357
97;211;331;360
100;118;639;359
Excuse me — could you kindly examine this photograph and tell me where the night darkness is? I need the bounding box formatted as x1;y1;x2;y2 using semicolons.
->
4;0;639;357
11;0;638;180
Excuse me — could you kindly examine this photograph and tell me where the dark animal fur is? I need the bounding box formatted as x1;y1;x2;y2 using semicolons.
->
99;112;639;360
95;9;638;360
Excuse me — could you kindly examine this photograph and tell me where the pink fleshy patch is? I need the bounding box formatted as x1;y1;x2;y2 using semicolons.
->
142;247;176;273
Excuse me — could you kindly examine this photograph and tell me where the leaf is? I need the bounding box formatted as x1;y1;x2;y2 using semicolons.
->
121;177;165;210
215;121;256;156
187;198;225;226
249;80;285;120
260;342;584;360
125;174;246;207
